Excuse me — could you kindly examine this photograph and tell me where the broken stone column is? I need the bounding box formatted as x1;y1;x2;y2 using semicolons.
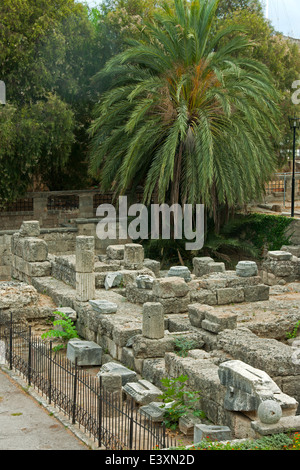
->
167;266;191;282
142;302;164;339
236;261;258;277
75;236;95;301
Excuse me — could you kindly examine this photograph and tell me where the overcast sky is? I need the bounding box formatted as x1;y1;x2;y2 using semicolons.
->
81;0;300;39
267;0;300;39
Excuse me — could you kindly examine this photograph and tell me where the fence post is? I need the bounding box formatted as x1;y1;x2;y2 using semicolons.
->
27;325;32;386
9;313;13;370
48;341;52;405
72;357;78;425
129;397;134;450
98;375;103;448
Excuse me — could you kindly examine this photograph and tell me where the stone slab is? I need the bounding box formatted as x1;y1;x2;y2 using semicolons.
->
66;339;102;366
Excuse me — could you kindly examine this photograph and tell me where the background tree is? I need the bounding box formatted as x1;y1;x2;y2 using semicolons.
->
0;0;106;204
88;0;281;231
216;8;300;167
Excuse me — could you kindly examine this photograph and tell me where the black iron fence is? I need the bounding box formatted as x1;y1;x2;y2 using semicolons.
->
0;315;175;450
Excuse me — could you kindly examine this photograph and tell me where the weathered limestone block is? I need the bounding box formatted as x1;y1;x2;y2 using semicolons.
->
208;262;225;274
143;258;160;277
23;238;48;262
136;274;155;289
99;372;123;394
140;401;175;423
251;415;300;436
142;302;164;339
67;338;102;366
104;271;123;290
89;299;118;314
202;310;237;333
267;251;293;261
124;243;144;269
76;272;95;301
218;359;296;413
217;287;244;305
125;285;156;304
243;285;269;302
132;334;175;358
98;362;137;386
194;424;232;443
189;289;217;306
106;244;125;260
54;306;77;322
159;294;190;314
123;379;162;405
179;413;202;436
188;304;214;328
19;221;40;238
24;260;52;278
192;257;214;277
76;236;95;273
217;328;300;378
152;276;189;299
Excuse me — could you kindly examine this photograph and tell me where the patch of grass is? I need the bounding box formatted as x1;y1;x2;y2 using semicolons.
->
173;432;300;450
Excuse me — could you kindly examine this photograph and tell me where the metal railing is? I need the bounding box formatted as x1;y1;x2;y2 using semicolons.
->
0;315;175;450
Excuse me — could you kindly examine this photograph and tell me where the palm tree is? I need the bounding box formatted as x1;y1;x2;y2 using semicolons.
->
88;0;281;231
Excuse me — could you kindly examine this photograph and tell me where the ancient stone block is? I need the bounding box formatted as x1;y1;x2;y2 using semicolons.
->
136;274;155;289
217;287;244;305
89;299;118;314
132;334;175;358
194;424;232;442
189;290;217;305
204;310;237;331
140;401;175;423
106;244;125;260
188;304;214;328
104;272;123;290
143;258;160;276
124;243;144;269
66;339;102;366
192;257;214;277
142;302;164;339
19;221;40;238
251;415;300;436
98;362;137;385
268;251;293;261
218;359;282;411
123;379;162;405
152;277;189;299
22;238;48;263
243;285;269;302
208;262;225;273
24;260;52;278
159;294;190;314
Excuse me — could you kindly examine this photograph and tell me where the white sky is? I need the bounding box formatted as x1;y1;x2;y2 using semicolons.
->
80;0;300;39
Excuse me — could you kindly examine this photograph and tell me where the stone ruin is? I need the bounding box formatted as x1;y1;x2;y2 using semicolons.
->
2;220;300;445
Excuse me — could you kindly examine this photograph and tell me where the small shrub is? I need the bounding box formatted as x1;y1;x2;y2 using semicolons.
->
41;311;79;351
159;375;205;430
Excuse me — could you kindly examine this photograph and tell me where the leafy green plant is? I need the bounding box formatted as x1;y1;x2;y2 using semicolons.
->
174;337;197;358
286;320;300;340
41;311;79;351
159;375;205;430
